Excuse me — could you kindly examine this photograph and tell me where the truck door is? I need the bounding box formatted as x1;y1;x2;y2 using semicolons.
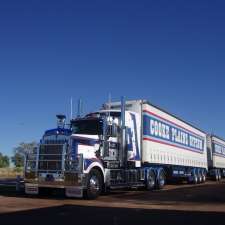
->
127;113;140;161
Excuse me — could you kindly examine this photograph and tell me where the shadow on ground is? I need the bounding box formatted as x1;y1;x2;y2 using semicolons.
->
1;204;225;225
109;181;225;204
1;181;225;205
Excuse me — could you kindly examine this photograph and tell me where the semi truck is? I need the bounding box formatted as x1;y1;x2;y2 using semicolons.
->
24;99;209;199
207;134;225;180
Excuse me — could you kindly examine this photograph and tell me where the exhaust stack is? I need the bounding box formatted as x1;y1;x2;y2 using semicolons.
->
120;96;127;168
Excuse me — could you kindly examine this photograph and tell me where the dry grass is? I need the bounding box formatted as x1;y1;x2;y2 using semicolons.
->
0;168;23;178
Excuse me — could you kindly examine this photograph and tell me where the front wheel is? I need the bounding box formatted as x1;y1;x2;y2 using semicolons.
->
84;169;103;199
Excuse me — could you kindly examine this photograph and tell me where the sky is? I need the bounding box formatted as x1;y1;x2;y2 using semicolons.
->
0;0;225;156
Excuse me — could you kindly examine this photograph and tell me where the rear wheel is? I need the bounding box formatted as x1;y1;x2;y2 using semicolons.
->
215;170;219;181
84;169;102;199
202;172;206;183
197;173;202;183
218;170;222;181
156;170;166;190
146;170;156;190
193;174;198;184
215;174;219;181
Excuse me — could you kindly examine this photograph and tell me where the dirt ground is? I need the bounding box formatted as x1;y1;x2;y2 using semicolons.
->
0;180;225;225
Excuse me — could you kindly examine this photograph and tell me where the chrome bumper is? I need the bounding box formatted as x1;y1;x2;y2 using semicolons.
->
24;172;87;198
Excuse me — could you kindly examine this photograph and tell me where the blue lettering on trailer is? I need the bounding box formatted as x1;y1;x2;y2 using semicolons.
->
143;112;205;153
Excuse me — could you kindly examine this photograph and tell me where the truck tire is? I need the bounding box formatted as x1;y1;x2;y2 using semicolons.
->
156;170;166;190
218;170;222;181
202;173;206;183
193;174;198;184
197;173;202;183
146;170;156;190
84;169;102;200
215;170;219;181
215;174;219;181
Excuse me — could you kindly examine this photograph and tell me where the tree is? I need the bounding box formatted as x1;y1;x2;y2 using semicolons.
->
0;153;10;168
11;142;37;168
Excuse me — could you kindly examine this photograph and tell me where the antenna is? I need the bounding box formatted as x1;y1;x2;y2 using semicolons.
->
77;98;82;118
108;93;111;120
70;97;73;120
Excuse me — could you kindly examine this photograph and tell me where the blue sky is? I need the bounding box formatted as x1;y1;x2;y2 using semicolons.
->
0;0;225;156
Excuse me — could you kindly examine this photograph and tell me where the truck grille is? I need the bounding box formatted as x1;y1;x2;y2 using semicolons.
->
38;144;64;172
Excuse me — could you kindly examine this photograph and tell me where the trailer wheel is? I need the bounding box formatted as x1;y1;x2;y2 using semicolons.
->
215;170;219;181
84;169;102;199
202;173;206;183
197;173;202;183
146;170;156;190
215;174;219;181
218;170;222;181
193;174;198;184
156;170;166;190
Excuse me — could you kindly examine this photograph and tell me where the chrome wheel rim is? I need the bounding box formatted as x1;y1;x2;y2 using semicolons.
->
159;175;165;186
203;175;206;182
147;174;155;189
149;177;155;187
89;175;100;194
194;176;198;183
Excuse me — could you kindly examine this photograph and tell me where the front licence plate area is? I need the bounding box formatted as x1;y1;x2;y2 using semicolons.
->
45;174;55;182
65;187;83;198
25;183;39;195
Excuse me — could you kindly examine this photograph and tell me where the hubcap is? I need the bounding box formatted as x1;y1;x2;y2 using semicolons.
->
195;176;198;183
147;174;155;189
159;175;165;186
89;176;100;194
149;177;155;187
203;175;206;182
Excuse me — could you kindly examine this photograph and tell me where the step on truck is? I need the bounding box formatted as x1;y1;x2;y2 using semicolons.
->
207;134;225;180
24;99;208;199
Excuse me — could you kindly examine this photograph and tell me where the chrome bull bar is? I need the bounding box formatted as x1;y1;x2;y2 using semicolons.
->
24;143;84;187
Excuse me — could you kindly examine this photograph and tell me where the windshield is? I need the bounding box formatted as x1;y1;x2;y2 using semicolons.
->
72;119;103;135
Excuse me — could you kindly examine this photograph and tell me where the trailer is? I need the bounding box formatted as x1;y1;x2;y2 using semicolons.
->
24;99;208;199
207;134;225;180
107;100;208;188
